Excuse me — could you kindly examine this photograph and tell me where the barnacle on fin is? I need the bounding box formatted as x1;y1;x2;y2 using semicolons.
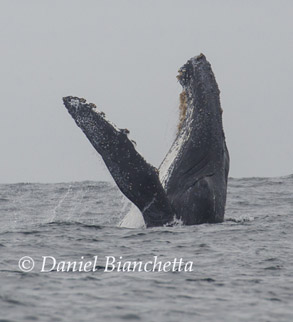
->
89;103;97;109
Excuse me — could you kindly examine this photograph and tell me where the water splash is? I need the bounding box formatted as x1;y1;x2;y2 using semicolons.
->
225;215;255;223
50;184;73;222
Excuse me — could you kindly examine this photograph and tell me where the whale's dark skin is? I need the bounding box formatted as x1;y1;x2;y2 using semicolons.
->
62;98;174;227
63;54;229;227
161;54;229;224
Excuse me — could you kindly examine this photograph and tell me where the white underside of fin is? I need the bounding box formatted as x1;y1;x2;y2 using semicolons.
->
119;204;145;228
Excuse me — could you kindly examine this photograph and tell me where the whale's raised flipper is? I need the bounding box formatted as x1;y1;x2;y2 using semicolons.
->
159;54;229;224
63;97;174;227
63;54;229;227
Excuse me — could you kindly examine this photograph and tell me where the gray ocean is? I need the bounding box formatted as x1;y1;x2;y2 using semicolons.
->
1;176;293;322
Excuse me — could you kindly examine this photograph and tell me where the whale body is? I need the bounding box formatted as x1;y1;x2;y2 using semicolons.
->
63;54;229;228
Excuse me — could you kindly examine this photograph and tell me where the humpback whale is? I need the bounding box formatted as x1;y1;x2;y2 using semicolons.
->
63;54;229;228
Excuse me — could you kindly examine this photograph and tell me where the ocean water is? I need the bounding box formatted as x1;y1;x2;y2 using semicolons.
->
0;176;293;321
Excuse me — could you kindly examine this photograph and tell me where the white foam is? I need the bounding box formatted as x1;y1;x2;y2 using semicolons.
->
225;215;255;223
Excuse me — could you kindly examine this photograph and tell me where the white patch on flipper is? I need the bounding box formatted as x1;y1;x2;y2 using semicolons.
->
69;98;80;110
159;92;194;189
119;204;146;228
159;131;188;188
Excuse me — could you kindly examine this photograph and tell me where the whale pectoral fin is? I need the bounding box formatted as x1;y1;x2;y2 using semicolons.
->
159;54;229;224
63;96;174;227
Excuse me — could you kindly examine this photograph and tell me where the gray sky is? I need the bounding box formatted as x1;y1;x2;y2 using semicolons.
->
1;0;292;183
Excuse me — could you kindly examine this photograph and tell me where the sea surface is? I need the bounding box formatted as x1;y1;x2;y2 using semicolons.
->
0;176;293;321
